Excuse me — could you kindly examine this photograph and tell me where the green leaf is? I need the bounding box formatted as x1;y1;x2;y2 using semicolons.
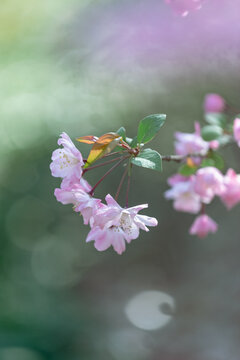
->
200;158;216;168
116;127;126;141
208;151;224;170
137;114;166;144
131;148;162;172
205;113;227;128
217;134;232;146
130;136;138;148
201;125;223;141
179;164;197;176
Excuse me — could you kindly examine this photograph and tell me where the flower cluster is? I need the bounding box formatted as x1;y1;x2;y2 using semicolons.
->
165;94;240;237
50;94;240;252
50;133;158;254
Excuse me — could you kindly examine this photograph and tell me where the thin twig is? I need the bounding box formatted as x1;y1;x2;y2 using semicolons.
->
89;156;129;196
115;164;129;201
83;156;124;173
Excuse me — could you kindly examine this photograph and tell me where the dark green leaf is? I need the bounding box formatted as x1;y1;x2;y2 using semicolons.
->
201;125;223;141
130;136;138;148
116;127;126;141
200;158;216;168
137;114;166;144
208;151;224;170
179;164;197;176
131;148;162;172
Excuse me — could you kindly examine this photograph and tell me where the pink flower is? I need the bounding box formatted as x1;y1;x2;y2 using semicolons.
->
50;132;84;182
174;122;209;156
165;0;204;16
165;177;201;214
54;181;102;225
86;195;158;254
189;214;218;238
220;169;240;210
233;118;240;147
167;173;189;186
204;94;225;113
193;167;225;203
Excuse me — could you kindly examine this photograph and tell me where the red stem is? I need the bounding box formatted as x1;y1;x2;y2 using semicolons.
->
89;156;129;196
83;156;124;173
125;174;131;208
115;164;129;201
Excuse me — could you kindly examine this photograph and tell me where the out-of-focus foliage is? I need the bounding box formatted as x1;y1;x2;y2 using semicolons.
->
1;0;240;359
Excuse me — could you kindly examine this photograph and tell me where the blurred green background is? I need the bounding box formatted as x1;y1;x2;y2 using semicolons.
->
1;0;240;359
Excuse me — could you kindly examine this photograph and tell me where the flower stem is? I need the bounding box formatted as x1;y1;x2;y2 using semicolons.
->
115;164;129;201
83;156;124;173
162;153;206;163
89;156;129;196
125;163;132;208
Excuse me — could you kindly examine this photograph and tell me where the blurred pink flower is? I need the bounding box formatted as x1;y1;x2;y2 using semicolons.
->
54;182;102;225
165;0;204;16
167;173;189;186
50;132;84;182
174;122;209;156
193;167;225;203
165;177;201;213
233;118;240;147
220;169;240;209
203;93;225;113
189;214;218;238
87;194;158;254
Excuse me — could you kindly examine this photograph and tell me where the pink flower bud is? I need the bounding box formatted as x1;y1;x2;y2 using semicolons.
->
204;94;225;113
189;214;218;238
233;118;240;147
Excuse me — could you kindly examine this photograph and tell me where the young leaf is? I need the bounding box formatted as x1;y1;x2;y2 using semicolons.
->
137;114;166;144
116;127;126;141
76;135;99;144
84;133;121;168
131;148;162;172
201;125;223;141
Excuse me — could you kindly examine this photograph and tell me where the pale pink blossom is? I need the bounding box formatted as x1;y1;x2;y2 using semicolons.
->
193;167;225;203
204;94;225;113
165;0;204;16
220;169;240;210
189;214;218;238
54;182;102;225
165;178;201;214
233;118;240;147
86;195;158;254
174;122;209;156
167;173;189;186
50;132;84;182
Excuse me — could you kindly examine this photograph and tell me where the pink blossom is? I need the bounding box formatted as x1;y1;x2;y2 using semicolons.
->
220;169;240;210
174;122;209;156
86;195;158;254
233;118;240;147
165;178;201;214
54;181;102;225
189;214;218;238
50;132;84;182
204;94;225;113
193;167;225;203
167;173;189;186
165;0;204;16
